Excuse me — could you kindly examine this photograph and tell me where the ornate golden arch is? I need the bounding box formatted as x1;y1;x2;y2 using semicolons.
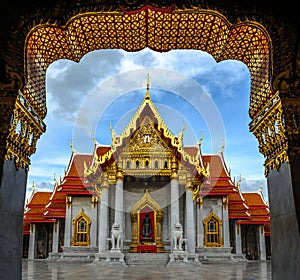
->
130;189;164;252
203;210;223;247
71;209;91;246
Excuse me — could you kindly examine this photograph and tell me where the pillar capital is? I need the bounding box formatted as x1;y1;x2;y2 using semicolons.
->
249;91;300;175
3;90;46;171
185;174;193;191
116;168;124;180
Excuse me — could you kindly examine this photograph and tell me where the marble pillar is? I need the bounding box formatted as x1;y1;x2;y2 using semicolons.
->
64;196;72;246
28;224;36;259
258;225;266;260
234;222;242;254
222;197;230;247
98;177;109;252
0;160;27;279
196;198;204;248
52;220;60;253
114;170;124;232
170;173;179;243
185;178;195;253
267;163;300;280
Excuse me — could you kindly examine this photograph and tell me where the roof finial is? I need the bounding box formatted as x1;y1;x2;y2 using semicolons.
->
70;139;74;153
259;182;263;194
145;73;150;100
32;181;36;192
197;131;204;146
93;133;97;146
219;139;225;154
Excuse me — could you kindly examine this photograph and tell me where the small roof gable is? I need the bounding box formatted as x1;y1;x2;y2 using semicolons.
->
202;154;230;178
238;192;270;225
24;191;55;223
66;153;93;178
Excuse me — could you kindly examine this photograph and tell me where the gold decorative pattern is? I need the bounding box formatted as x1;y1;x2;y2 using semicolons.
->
129;189;164;253
249;91;292;175
85;84;208;186
24;6;271;120
71;209;91;246
203;210;223;247
4;90;46;170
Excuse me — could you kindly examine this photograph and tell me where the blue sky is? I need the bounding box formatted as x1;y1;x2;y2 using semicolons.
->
26;48;268;202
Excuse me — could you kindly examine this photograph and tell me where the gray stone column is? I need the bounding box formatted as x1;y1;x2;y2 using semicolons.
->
114;169;124;231
170;172;179;243
267;163;300;280
196;197;204;247
52;220;60;253
222;197;230;247
98;175;109;252
63;196;72;246
28;223;37;259
234;222;242;254
258;225;266;260
0;160;27;279
185;176;195;253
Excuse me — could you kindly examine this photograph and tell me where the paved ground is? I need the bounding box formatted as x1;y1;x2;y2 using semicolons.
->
22;259;272;280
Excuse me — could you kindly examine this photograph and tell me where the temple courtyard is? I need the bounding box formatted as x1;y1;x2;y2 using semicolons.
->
22;259;271;279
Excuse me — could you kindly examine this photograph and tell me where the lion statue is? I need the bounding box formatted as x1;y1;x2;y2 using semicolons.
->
173;223;183;250
111;222;122;250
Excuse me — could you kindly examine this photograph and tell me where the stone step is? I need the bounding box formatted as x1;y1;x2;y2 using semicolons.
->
125;253;169;266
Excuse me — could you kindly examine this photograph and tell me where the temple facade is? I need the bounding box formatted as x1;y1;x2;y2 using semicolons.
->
23;79;270;264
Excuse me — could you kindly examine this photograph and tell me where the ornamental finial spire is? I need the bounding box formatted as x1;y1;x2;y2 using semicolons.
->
145;73;150;100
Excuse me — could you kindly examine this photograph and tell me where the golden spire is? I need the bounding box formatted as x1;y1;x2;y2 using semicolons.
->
145;73;150;100
259;182;263;194
219;139;225;154
32;181;36;192
70;139;74;153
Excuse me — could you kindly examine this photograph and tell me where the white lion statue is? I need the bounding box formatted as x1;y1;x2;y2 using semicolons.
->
111;223;122;250
173;223;183;250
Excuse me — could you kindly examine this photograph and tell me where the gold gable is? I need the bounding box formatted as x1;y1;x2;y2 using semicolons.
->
84;75;209;182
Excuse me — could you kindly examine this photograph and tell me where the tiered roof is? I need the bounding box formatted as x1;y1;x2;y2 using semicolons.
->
238;192;270;225
200;154;236;196
24;191;54;224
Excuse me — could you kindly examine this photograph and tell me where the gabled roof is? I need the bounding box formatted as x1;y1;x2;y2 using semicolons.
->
237;192;270;225
24;191;55;223
199;154;235;196
85;76;207;179
228;188;250;219
58;152;94;195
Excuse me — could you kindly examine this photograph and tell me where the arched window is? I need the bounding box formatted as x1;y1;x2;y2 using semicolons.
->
155;160;159;169
72;210;91;246
145;160;149;168
164;161;168;169
126;160;131;169
136;160;139;169
203;210;223;247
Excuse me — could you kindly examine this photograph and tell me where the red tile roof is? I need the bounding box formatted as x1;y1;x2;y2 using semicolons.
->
238;192;270;225
24;192;55;223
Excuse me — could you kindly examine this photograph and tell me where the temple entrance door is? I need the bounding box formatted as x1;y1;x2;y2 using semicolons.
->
130;189;164;253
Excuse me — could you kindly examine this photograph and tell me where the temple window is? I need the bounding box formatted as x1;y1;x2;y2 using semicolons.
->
203;211;223;247
136;160;139;169
164;161;168;169
126;160;131;169
145;160;149;168
155;160;158;169
144;134;150;143
72;210;91;246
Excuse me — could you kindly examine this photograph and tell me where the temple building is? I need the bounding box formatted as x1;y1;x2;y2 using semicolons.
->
23;77;271;264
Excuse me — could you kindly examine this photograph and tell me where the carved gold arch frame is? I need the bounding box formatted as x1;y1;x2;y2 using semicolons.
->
130;189;164;253
10;5;277;174
71;209;91;246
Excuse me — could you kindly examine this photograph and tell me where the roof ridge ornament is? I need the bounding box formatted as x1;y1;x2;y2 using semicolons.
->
145;73;150;100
